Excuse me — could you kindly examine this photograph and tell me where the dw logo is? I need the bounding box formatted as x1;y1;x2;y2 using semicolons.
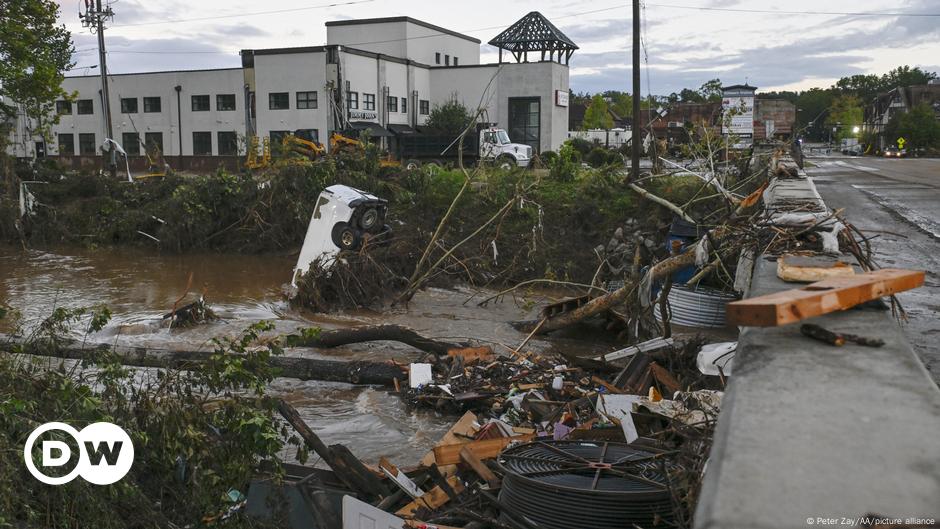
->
23;422;134;485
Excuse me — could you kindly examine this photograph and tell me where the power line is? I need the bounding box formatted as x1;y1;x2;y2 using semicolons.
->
111;0;377;28
646;3;940;17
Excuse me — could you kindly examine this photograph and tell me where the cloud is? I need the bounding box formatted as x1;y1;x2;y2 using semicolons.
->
68;34;238;74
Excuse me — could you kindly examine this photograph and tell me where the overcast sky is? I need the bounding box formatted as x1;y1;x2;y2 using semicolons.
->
59;0;940;95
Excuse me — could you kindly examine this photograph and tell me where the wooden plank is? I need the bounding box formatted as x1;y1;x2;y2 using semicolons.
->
727;268;924;327
419;411;478;474
395;476;465;518
447;346;495;363
777;254;856;283
433;434;533;466
460;445;501;488
591;375;623;394
649;362;681;396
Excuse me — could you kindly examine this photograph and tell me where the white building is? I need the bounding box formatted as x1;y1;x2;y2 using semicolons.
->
5;12;574;161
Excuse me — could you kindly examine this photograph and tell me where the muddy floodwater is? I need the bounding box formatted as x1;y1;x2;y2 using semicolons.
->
0;245;613;464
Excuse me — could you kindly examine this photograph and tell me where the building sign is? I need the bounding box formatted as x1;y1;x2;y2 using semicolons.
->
721;96;754;136
349;110;377;120
555;90;569;107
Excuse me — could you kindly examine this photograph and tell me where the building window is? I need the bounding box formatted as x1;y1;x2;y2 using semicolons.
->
445;54;450;66
454;57;458;66
218;131;238;155
77;99;94;115
420;100;430;115
387;96;398;113
269;130;290;145
58;133;74;155
297;91;318;109
269;92;289;110
217;94;236;111
347;91;359;110
295;129;319;143
143;97;161;113
508;97;541;153
363;93;375;111
122;132;141;156
401;97;407;114
120;97;138;113
144;132;163;153
56;100;72;115
78;133;96;154
192;95;210;111
192;131;212;155
435;52;441;64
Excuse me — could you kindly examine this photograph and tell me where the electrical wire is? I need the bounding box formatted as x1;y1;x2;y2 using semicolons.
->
111;0;378;28
646;3;940;17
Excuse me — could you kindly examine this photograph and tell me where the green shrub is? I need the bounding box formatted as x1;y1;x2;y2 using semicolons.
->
586;147;612;168
549;143;581;181
566;137;595;156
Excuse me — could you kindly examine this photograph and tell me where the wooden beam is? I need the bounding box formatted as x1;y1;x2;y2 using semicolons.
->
433;434;533;466
727;268;924;327
460;445;501;488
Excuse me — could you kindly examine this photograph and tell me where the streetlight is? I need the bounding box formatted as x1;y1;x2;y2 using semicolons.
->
852;126;860;134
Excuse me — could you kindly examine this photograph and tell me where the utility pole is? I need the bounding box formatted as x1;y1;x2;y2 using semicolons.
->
631;0;641;181
80;0;116;177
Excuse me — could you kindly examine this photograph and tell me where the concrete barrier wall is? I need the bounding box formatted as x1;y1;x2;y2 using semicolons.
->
694;154;940;529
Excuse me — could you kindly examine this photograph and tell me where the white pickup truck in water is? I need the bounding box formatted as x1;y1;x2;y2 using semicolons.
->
290;185;389;289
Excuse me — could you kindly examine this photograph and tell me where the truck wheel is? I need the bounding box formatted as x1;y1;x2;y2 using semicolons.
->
424;160;443;175
359;207;380;231
331;222;361;251
405;159;421;170
497;155;516;170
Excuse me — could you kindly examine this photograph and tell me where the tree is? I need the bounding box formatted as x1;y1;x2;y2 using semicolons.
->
895;103;940;152
582;94;614;130
0;0;74;141
826;95;863;142
795;88;836;141
603;91;632;118
425;97;473;135
833;74;882;102
881;66;937;91
698;78;723;102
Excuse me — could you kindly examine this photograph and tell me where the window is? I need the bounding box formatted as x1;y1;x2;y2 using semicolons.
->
143;97;161;113
192;132;212;155
144;132;163;153
269;92;289;110
296;91;317;109
269;130;290;145
401;97;407;114
122;132;141;156
58;133;75;155
191;95;210;111
79;133;96;154
435;52;441;65
420;100;430;115
295;129;319;143
120;97;138;113
445;54;450;66
56;100;72;115
347;91;358;110
217;94;236;111
454;57;458;66
508;97;541;153
77;99;93;115
218;131;238;155
363;93;375;111
387;95;398;113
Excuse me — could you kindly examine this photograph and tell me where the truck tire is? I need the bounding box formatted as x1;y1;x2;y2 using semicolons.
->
497;155;516;170
405;159;422;170
359;207;380;231
424;159;444;174
331;222;361;251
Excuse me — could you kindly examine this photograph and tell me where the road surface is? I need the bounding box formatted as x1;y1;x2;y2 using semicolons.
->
805;154;940;383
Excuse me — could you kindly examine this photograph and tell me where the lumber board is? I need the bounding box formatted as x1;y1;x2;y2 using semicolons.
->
727;268;924;327
419;411;478;469
777;254;856;283
396;476;464;518
433;434;533;466
459;445;501;488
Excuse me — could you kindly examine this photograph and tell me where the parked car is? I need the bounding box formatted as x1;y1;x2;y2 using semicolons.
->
883;146;906;158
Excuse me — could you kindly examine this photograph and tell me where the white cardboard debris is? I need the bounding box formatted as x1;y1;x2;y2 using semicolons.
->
697;342;737;376
597;394;642;443
342;495;403;529
409;363;433;388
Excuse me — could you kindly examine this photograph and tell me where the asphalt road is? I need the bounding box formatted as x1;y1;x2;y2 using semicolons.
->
805;154;940;383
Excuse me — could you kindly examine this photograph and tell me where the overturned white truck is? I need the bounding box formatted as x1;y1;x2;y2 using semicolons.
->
290;185;390;290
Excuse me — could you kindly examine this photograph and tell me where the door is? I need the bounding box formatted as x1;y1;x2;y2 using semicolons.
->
508;97;540;153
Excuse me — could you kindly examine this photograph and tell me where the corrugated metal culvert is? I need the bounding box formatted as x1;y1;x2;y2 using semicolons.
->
497;441;676;529
655;284;739;328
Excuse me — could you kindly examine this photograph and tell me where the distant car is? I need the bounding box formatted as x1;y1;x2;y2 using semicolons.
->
842;146;862;156
883;146;906;158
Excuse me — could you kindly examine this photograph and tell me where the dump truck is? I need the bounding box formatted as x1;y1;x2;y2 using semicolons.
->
397;126;532;169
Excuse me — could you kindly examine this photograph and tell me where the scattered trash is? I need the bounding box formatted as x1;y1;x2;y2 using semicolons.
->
800;324;885;347
697;342;736;376
409;363;434;388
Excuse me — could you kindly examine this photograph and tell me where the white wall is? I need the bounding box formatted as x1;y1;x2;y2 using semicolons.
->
253;51;329;143
328;21;407;59
327;18;480;67
404;21;480;66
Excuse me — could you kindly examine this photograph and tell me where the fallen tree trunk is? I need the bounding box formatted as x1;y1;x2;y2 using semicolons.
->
285;324;463;356
5;339;407;386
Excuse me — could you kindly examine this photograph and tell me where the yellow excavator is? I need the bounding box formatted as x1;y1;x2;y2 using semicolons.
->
246;131;399;169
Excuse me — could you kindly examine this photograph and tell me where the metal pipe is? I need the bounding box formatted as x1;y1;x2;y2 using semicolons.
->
631;0;641;182
175;85;182;166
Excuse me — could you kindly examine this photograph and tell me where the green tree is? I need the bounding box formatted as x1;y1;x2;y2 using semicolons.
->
833;74;883;102
880;66;937;91
826;95;863;141
698;78;723;102
0;0;74;140
604;91;633;118
582;94;614;130
425;97;473;135
895;103;940;152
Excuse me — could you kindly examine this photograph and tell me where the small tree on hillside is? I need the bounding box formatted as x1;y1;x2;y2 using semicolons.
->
583;94;614;130
425;96;473;136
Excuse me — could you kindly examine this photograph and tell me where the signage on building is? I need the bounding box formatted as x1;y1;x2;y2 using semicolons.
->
555;90;569;107
349;110;377;120
721;96;754;136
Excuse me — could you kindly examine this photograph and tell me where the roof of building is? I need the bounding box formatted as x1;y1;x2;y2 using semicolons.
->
722;84;757;92
489;12;578;57
325;16;481;44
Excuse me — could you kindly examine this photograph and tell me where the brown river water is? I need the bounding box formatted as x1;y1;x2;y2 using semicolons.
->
0;245;613;465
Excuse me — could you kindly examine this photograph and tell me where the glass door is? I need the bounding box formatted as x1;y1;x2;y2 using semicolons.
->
508;97;540;153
